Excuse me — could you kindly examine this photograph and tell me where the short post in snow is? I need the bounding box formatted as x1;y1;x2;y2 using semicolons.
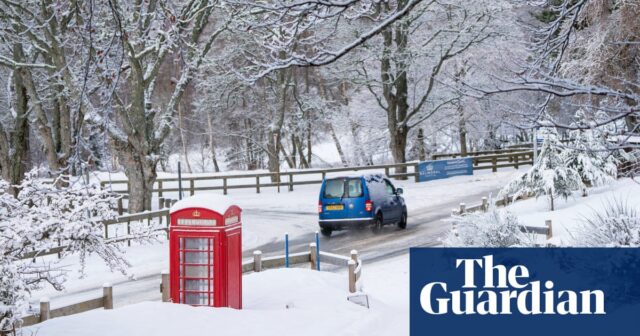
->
161;270;170;302
481;197;488;212
39;297;50;322
103;283;114;310
284;232;289;268
178;161;183;200
348;260;357;293
253;250;262;272
545;220;553;240
315;231;321;271
459;203;466;215
309;243;317;270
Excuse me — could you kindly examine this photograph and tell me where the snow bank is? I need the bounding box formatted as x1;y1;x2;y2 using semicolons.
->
506;178;640;245
25;268;401;336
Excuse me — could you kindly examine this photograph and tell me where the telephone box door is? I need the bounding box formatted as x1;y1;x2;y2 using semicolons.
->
170;231;220;306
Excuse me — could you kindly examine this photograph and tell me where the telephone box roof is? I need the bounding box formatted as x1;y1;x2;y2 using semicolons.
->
170;193;238;215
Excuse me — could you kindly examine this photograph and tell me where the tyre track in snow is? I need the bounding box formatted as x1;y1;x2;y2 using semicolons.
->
34;185;501;311
243;187;500;264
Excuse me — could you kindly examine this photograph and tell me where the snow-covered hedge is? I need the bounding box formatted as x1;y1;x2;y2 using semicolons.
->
572;199;640;247
443;206;537;247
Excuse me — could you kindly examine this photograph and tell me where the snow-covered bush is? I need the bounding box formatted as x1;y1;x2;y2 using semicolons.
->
499;129;583;210
443;206;537;247
0;171;162;332
572;199;640;247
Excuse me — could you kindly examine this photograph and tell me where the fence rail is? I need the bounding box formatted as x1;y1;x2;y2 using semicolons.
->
101;151;534;198
20;206;174;260
18;284;113;329
451;197;553;241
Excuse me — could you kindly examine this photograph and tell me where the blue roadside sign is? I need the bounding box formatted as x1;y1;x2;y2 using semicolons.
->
417;158;473;182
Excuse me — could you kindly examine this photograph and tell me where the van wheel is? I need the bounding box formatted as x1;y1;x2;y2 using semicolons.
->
372;213;383;233
397;212;407;229
320;227;332;237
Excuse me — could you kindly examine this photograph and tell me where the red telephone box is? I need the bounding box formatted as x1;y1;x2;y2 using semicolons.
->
169;194;242;309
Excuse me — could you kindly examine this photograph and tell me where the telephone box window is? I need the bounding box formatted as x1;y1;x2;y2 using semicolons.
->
178;237;215;306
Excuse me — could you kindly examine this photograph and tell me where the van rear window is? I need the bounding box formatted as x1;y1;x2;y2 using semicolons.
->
323;178;363;198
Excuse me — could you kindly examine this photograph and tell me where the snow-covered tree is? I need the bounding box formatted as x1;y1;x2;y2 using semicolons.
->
563;113;619;192
0;171;162;332
443;205;537;247
500;129;583;210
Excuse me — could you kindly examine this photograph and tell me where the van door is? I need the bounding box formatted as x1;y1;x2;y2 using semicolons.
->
344;178;367;219
321;178;348;220
383;179;401;222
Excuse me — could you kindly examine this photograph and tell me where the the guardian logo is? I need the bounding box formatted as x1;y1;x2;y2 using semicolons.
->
420;255;606;315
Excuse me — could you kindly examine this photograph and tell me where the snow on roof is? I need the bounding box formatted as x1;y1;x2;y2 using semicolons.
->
170;193;237;214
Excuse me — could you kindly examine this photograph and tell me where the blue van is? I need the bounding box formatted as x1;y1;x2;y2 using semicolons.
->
318;174;407;237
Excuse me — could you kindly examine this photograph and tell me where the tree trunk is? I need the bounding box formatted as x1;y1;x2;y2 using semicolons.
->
206;112;220;172
417;128;426;161
459;111;468;157
0;64;31;196
329;125;348;166
178;104;193;173
120;148;157;212
390;127;408;179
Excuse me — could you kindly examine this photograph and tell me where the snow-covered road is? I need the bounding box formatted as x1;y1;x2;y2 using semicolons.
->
28;168;524;312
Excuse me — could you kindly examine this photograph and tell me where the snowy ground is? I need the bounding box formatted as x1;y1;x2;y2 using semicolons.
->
29;168;523;310
25;255;410;336
505;178;640;245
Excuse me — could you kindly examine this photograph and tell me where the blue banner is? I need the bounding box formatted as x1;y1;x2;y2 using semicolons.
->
417;158;473;182
410;248;640;336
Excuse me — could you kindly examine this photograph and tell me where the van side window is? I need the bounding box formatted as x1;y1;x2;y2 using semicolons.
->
384;180;395;195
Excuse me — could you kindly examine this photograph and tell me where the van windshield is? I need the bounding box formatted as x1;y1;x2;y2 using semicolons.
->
323;178;363;199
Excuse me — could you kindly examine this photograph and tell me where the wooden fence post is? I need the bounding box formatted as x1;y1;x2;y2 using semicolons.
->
414;163;420;182
350;250;358;263
253;250;262;272
309;243;317;270
481;197;488;212
223;177;228;195
164;199;171;208
103;283;113;310
158;181;163;198
348;260;356;293
384;166;389;177
117;198;123;215
190;180;195;196
321;172;326;181
459;203;466;215
256;176;260;194
545;220;553;240
161;270;170;302
288;173;294;192
127;220;131;247
39;298;50;322
514;155;519;169
492;157;497;172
